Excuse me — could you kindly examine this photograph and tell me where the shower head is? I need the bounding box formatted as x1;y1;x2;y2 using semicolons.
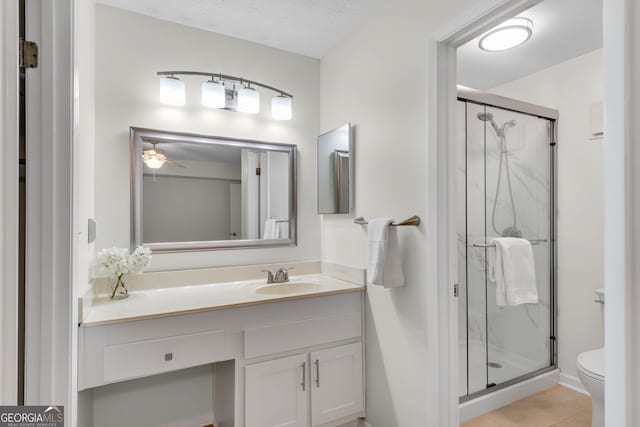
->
502;119;517;132
477;112;501;135
477;113;517;137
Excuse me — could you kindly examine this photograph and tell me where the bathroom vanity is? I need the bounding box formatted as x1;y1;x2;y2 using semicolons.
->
79;267;366;427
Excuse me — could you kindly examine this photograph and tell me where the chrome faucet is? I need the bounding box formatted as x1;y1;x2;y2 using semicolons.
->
262;267;293;284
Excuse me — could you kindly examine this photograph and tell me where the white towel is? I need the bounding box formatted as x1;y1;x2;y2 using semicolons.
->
367;219;405;288
489;237;538;306
262;219;280;239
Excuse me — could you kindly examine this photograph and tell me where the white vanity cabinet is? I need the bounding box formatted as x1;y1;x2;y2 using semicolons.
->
79;286;365;427
245;353;308;427
310;343;363;426
244;343;363;427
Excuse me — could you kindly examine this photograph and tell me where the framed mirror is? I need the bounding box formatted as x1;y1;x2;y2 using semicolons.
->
317;123;354;214
131;127;297;252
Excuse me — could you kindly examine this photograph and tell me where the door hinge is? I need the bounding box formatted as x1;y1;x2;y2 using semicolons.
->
255;167;261;176
454;283;459;297
19;39;38;69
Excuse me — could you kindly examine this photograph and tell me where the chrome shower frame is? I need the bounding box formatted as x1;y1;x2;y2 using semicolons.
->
457;86;559;403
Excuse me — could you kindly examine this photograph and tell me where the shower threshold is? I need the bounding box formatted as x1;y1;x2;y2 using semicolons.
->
460;365;558;403
459;367;559;421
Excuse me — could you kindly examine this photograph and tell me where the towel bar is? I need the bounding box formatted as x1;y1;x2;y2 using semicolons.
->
354;215;421;227
472;239;548;248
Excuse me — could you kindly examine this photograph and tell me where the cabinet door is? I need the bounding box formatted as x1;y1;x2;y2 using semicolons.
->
310;343;363;426
245;353;308;427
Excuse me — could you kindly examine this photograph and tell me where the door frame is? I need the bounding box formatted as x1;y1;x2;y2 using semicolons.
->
426;2;542;424
0;0;20;405
22;0;76;425
427;0;637;426
601;1;639;425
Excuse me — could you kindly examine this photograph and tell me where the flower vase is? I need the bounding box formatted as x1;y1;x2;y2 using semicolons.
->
110;275;129;299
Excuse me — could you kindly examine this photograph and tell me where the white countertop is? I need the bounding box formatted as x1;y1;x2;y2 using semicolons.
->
80;274;365;327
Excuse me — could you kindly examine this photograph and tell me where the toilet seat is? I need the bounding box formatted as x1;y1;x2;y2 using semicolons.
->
577;348;604;381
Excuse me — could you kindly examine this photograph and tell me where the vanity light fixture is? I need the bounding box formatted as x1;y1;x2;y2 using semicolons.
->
202;78;226;108
237;84;260;114
159;75;186;106
272;95;293;120
479;17;533;52
157;71;293;120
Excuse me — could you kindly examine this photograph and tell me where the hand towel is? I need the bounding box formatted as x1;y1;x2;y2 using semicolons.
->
262;218;280;239
367;218;405;288
488;237;538;306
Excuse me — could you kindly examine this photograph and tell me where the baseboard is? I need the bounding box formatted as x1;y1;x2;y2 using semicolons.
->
559;372;589;395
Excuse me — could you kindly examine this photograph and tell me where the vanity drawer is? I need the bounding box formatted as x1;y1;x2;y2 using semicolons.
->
103;330;225;383
244;312;361;359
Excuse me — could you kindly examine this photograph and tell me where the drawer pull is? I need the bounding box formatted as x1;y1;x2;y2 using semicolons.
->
314;359;320;387
165;352;173;361
301;362;306;391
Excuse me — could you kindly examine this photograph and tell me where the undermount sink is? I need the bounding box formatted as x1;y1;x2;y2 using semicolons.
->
255;282;323;295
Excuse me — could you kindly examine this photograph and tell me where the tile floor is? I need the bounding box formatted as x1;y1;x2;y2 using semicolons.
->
462;385;592;427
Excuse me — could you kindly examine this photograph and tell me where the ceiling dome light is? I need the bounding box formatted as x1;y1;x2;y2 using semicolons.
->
479;17;533;52
159;76;185;106
142;149;167;169
237;86;260;114
271;95;292;120
202;79;226;108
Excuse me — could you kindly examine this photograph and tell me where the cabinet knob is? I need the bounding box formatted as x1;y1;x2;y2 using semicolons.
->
164;352;173;361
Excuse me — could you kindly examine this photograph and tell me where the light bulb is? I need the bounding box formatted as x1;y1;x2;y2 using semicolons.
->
142;149;167;169
237;86;260;114
159;76;185;106
271;95;292;120
202;79;226;108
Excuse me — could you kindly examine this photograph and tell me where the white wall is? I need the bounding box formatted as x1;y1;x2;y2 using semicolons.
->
75;0;97;423
75;0;96;296
490;49;604;381
142;175;233;242
319;0;478;425
94;4;320;270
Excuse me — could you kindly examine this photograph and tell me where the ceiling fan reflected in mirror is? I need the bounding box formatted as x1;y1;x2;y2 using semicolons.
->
142;140;185;169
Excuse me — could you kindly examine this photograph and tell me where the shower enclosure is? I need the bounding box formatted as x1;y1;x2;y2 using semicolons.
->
457;88;557;401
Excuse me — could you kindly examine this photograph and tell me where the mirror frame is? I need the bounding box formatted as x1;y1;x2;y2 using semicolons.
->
130;127;297;253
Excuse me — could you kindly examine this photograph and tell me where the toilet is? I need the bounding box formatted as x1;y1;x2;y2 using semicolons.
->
576;288;605;427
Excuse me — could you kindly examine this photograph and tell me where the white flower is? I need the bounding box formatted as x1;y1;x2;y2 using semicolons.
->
128;246;152;275
94;246;152;279
95;247;130;278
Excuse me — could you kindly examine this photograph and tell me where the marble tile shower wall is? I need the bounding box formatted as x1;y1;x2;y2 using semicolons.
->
458;100;554;396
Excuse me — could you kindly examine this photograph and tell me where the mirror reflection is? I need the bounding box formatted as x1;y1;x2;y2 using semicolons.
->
132;128;296;252
317;124;353;214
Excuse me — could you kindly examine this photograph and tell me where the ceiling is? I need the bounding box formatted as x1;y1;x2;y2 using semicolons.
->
457;0;602;90
143;139;242;164
96;0;381;59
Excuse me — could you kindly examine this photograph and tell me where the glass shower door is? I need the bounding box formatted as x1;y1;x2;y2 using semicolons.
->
483;105;553;387
458;99;555;400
